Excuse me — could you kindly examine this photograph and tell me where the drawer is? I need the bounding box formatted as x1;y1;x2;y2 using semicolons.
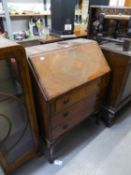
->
51;93;98;140
54;78;101;113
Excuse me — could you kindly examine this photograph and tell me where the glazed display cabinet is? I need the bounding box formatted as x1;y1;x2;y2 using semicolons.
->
0;39;40;175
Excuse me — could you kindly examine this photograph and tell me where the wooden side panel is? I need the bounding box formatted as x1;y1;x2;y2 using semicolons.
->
102;49;129;107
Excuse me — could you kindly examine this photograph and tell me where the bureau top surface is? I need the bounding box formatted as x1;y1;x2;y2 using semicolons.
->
27;39;110;101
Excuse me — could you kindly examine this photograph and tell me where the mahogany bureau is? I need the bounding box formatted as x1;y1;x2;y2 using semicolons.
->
26;39;110;162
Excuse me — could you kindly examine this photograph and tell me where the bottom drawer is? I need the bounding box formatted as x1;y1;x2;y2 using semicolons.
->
51;94;98;140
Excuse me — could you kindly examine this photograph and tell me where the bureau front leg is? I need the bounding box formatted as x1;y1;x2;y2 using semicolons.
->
0;166;5;175
46;138;62;163
45;143;55;163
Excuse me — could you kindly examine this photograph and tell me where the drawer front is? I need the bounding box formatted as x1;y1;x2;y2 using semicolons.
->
55;78;101;113
51;93;98;140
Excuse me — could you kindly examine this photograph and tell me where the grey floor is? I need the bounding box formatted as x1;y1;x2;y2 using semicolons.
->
12;103;131;175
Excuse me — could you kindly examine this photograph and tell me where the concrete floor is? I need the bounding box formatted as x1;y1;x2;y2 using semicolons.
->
12;102;131;175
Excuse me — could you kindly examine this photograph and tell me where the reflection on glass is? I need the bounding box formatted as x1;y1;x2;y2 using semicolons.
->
0;59;34;163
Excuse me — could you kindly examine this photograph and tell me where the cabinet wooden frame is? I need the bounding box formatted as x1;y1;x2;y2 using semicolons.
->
0;39;41;175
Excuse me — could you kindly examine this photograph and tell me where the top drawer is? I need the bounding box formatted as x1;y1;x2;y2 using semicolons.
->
54;78;101;113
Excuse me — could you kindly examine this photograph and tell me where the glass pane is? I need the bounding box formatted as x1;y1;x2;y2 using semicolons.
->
0;59;34;164
0;59;22;100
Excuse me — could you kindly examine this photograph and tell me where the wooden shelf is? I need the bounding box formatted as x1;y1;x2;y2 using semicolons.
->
0;12;51;18
15;24;87;47
0;11;82;17
15;36;42;43
10;12;51;17
104;14;131;20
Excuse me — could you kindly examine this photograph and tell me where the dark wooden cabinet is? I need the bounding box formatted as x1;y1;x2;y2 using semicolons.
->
88;6;131;126
101;42;131;126
27;39;110;162
0;39;40;175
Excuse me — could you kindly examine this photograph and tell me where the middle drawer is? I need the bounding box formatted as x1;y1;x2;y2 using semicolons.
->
51;92;98;130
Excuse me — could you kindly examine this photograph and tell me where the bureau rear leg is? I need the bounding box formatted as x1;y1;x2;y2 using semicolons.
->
101;109;115;127
105;113;114;127
90;112;101;125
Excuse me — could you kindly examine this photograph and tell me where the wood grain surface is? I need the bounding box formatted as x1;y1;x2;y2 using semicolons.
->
28;40;110;100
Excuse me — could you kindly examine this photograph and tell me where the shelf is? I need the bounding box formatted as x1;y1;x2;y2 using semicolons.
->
15;35;44;42
104;14;131;20
0;11;82;18
0;14;4;17
10;12;51;17
15;24;87;43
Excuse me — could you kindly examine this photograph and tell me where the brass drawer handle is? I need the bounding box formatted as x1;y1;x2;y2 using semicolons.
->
62;124;68;130
63;99;70;105
63;112;69;118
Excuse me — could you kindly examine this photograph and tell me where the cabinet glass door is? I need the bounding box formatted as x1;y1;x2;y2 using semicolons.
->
0;58;35;164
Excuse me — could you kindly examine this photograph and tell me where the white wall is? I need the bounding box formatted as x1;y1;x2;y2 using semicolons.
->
109;0;125;6
7;0;51;12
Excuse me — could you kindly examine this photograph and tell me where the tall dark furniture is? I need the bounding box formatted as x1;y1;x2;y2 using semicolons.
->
88;6;131;126
50;0;76;37
0;39;40;174
101;43;131;126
